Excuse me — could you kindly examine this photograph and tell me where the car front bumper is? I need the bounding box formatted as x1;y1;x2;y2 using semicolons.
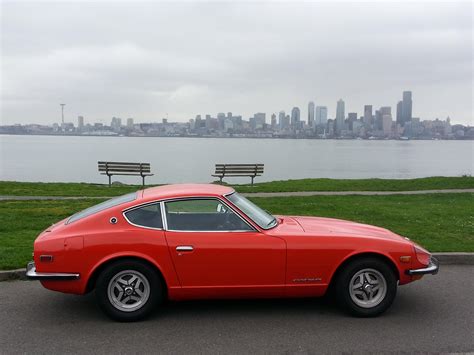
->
405;257;439;276
26;261;80;281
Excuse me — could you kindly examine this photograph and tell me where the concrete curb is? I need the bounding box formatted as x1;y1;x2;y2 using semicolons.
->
0;252;472;282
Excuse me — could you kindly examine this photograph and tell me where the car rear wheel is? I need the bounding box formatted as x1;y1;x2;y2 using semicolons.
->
335;257;397;317
95;260;163;322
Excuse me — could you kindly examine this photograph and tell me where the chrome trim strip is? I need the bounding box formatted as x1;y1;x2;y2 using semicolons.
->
122;195;258;233
406;257;439;275
121;201;164;231
162;197;257;233
26;262;80;281
160;201;168;230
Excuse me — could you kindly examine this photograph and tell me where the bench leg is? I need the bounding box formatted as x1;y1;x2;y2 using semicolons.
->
219;176;223;183
251;176;254;186
108;174;112;187
142;175;145;187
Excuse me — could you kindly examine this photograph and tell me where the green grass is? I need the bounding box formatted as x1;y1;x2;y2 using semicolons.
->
0;199;105;270
248;193;474;252
0;181;141;197
0;193;472;270
235;176;474;193
0;176;472;197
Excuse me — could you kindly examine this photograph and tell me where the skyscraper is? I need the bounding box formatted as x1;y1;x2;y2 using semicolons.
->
363;105;373;126
308;101;315;127
396;101;402;125
291;107;300;128
278;110;286;129
77;116;84;130
315;106;328;126
401;91;412;125
335;99;345;134
252;113;266;130
347;112;358;131
271;113;277;129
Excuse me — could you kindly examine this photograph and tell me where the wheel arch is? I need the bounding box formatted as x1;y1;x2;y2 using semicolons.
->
328;251;400;290
85;255;168;295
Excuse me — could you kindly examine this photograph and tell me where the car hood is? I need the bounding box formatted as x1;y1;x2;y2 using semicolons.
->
288;216;407;242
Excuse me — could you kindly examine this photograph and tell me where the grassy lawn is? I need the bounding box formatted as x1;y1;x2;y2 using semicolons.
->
235;176;474;193
0;193;472;270
0;176;473;197
250;193;474;252
0;199;105;270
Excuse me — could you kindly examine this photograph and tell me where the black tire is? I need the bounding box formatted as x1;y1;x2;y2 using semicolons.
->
335;257;397;317
95;259;164;322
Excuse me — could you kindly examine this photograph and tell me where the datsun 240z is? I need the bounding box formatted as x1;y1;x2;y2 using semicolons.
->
27;184;439;321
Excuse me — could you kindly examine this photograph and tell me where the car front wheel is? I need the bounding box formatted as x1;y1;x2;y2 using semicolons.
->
95;260;163;321
335;257;397;317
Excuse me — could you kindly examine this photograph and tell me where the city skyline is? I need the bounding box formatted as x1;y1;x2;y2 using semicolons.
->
2;90;470;140
1;89;468;128
2;2;472;126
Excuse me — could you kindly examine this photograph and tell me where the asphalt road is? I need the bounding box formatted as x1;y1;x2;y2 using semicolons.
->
0;265;473;354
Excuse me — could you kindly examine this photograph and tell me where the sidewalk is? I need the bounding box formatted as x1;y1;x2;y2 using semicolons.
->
1;188;473;200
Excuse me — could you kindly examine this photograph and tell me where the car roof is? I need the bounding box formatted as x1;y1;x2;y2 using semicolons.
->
140;184;235;202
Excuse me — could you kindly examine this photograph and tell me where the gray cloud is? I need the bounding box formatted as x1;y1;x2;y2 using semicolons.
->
1;1;472;125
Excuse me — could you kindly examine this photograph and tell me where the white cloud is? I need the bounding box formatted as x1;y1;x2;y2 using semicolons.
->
1;1;472;125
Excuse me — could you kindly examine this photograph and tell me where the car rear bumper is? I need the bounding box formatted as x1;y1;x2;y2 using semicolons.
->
26;261;80;281
405;257;439;276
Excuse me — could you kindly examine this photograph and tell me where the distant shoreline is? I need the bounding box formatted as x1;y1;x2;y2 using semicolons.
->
1;132;472;141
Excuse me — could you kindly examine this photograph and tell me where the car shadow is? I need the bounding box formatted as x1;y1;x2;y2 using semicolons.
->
40;285;428;323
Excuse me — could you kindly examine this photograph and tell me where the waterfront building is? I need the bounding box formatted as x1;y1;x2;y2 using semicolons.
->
291;107;300;128
396;101;403;125
308;101;315;127
347;112;358;131
335;99;345;134
315;106;328;126
363;105;373;126
401;91;412;126
278;111;286;129
271;113;277;129
77;116;84;131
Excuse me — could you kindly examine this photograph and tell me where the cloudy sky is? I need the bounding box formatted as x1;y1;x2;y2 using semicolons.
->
1;0;472;126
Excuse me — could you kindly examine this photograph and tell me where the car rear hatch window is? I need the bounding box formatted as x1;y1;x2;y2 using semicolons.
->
67;192;137;224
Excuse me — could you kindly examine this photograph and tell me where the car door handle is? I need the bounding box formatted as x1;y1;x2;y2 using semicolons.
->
176;246;194;252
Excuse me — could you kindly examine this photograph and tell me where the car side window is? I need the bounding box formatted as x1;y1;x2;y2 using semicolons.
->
164;199;254;232
124;203;163;229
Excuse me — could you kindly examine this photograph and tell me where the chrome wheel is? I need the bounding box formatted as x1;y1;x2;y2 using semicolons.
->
107;270;150;312
349;268;387;308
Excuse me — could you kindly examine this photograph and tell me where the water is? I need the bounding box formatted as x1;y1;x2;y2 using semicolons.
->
1;135;472;184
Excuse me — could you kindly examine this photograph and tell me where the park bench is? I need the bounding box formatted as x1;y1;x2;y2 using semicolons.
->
212;163;264;185
98;161;153;186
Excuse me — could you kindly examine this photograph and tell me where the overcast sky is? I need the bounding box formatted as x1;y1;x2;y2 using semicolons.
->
1;1;472;126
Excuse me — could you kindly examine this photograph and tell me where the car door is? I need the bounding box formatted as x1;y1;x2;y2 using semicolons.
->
163;198;286;298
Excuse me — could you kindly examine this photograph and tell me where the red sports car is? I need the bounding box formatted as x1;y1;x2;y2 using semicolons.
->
27;184;438;321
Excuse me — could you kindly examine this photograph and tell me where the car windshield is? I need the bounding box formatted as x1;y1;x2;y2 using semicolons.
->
67;192;137;224
226;192;277;229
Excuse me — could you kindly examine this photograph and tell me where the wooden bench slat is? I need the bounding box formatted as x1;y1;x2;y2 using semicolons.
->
98;163;150;167
214;165;264;168
98;161;150;166
214;167;264;172
98;165;150;170
100;172;154;176
99;167;151;172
